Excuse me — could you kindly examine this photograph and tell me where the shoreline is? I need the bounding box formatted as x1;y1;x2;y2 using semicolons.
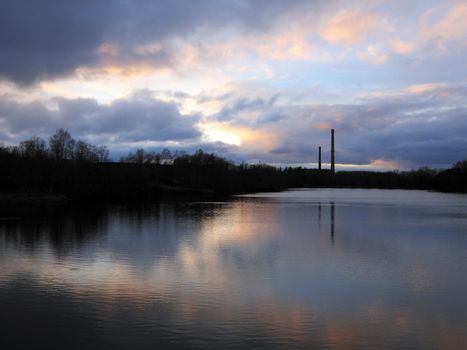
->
0;188;224;211
0;192;70;209
2;186;466;211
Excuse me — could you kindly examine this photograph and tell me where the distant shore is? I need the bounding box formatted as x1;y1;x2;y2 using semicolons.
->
1;131;466;205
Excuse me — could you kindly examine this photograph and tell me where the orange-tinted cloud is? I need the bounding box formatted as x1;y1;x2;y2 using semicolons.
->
421;2;467;43
390;38;416;55
320;10;380;45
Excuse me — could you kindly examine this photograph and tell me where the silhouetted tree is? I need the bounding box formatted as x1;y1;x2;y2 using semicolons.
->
19;136;47;158
143;151;160;164
2;128;467;197
49;128;75;161
454;160;467;170
96;145;109;163
74;140;94;162
161;148;172;161
135;149;145;164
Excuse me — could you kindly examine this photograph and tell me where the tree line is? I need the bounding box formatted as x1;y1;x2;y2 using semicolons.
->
0;129;466;198
1;128;109;163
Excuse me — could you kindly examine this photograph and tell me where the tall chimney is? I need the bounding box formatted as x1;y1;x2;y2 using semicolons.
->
318;146;322;170
331;129;335;173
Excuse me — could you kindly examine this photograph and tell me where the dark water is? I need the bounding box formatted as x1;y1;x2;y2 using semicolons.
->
1;189;467;349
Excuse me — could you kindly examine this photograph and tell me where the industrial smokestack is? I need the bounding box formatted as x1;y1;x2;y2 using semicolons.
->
318;146;322;170
331;129;335;173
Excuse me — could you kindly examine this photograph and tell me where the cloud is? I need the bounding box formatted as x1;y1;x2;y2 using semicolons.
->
202;83;467;168
0;0;320;85
421;1;467;44
390;39;416;55
3;0;466;87
405;83;448;94
214;95;280;123
359;45;389;65
4;82;467;169
0;94;201;147
0;0;110;84
2;1;467;170
320;10;380;45
383;1;467;60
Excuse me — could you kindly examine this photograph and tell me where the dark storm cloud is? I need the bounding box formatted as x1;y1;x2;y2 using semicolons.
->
0;0;317;84
0;94;200;145
0;0;109;84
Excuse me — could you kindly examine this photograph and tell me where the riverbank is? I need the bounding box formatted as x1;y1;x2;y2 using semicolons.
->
0;186;220;210
0;192;69;209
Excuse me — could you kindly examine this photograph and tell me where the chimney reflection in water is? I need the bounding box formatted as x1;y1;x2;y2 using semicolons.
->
317;202;335;244
318;202;322;232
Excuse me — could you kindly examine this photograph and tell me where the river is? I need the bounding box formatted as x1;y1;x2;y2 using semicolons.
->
1;189;467;349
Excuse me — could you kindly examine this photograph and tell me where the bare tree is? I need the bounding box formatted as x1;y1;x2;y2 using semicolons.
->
161;148;172;160
19;135;47;158
96;145;109;163
74;140;92;161
73;140;109;162
135;149;145;164
49;128;75;161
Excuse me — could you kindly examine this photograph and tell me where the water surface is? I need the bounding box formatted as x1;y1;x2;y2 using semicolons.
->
1;189;467;349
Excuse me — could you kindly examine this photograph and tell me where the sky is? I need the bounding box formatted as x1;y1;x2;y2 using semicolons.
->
1;0;467;170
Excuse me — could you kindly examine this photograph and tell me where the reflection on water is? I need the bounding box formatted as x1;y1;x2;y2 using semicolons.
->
1;189;467;349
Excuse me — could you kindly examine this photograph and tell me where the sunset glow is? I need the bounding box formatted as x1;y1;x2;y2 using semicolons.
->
1;0;466;169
